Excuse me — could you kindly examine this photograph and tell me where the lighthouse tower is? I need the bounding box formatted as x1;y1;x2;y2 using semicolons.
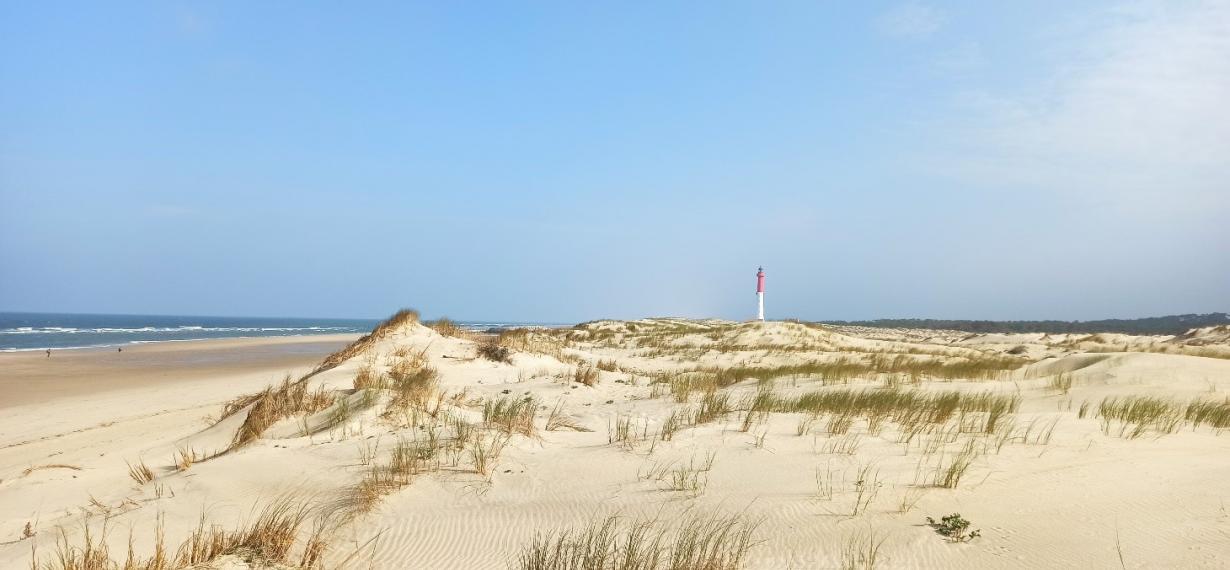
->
756;267;765;321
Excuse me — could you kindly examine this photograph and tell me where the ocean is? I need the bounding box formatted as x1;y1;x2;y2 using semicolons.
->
0;312;560;352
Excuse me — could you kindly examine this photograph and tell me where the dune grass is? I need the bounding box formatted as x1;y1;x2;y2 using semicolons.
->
785;389;1020;435
492;328;567;360
514;511;758;570
30;498;329;570
311;308;419;377
545;399;590;432
840;526;887;570
1096;395;1230;437
483;395;539;437
1097;396;1183;438
351;438;434;514
427;317;468;338
1184;398;1230;430
351;364;387;391
649;353;1027;405
223;376;336;449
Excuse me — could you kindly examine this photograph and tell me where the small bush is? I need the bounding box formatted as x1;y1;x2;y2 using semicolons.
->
478;341;512;363
926;513;981;542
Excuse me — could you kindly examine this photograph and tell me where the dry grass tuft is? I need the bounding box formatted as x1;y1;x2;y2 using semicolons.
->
173;448;200;472
573;365;600;387
350;439;434;514
427;317;468;338
483;395;539;437
470;431;509;476
545;399;591;432
477;340;512;363
515;510;758;570
840;525;887;570
126;460;155;485
30;498;329;570
21;464;82;477
310;308;419;377
225;376;336;449
352;364;388;391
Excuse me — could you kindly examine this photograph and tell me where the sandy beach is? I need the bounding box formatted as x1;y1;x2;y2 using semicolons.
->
0;334;361;410
0;334;357;468
4;313;1229;569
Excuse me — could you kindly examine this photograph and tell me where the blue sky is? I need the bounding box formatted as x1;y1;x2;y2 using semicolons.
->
2;1;1227;322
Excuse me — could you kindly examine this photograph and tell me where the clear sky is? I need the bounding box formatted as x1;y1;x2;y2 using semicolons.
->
2;1;1227;323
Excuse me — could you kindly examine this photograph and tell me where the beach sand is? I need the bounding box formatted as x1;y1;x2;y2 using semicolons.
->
4;318;1229;569
0;334;360;410
0;334;357;468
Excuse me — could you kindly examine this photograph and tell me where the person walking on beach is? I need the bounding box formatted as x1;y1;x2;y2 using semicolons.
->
45;349;51;358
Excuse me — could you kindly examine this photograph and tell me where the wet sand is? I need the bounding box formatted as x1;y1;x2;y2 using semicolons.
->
0;334;359;410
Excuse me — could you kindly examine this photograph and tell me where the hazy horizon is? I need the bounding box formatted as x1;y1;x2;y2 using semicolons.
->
3;2;1227;323
0;308;1223;325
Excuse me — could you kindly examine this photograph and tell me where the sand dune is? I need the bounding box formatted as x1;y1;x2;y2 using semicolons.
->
4;316;1229;569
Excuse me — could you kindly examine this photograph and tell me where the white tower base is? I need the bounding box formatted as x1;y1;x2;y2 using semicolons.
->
757;292;764;321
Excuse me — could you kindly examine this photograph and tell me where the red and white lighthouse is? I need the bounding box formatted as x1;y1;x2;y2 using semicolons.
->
756;266;765;321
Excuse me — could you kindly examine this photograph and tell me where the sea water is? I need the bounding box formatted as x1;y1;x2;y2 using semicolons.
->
0;312;559;351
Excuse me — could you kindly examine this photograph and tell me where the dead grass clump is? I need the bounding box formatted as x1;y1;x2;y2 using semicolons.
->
515;511;758;570
21;464;82;477
596;359;619;372
574;365;600;387
477;340;512;363
227;376;336;449
385;350;439;413
127;460;155;485
427;317;467;338
352;364;388;391
495;328;567;359
174;448;200;472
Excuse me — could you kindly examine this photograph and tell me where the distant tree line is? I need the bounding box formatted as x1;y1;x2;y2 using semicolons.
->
820;313;1228;336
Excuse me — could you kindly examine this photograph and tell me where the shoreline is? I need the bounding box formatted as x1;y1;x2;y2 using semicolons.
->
0;333;359;412
0;332;367;353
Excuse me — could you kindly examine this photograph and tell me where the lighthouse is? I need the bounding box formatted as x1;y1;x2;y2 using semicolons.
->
756;266;765;321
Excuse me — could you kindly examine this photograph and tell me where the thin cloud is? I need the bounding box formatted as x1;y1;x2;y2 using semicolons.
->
927;1;1230;215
